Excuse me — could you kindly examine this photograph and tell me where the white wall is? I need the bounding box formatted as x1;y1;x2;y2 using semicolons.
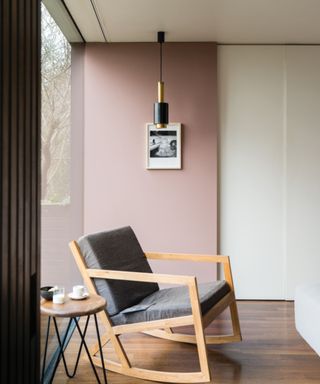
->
219;45;320;300
286;47;320;296
218;46;286;299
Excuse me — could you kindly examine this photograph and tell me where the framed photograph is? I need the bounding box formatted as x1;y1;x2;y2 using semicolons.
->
146;123;182;169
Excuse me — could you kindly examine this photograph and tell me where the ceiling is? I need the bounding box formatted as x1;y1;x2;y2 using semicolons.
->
44;0;320;44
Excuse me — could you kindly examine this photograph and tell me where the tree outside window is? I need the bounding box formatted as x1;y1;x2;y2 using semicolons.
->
41;4;71;205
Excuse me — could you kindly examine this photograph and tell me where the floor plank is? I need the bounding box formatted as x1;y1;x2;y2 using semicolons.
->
41;301;320;383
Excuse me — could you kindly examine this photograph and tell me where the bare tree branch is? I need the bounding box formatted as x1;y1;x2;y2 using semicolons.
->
41;4;71;204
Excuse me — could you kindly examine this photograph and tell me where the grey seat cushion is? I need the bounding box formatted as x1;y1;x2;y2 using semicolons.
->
78;226;159;316
110;281;230;325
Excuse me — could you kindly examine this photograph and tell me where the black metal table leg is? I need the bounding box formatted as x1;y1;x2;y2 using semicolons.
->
41;316;51;383
41;313;108;383
94;313;108;383
66;315;91;377
52;316;90;379
50;317;73;382
73;317;104;383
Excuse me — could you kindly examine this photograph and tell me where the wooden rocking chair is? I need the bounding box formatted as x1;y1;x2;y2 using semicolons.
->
69;226;241;383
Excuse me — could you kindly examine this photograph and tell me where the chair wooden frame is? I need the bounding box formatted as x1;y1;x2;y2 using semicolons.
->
69;241;242;383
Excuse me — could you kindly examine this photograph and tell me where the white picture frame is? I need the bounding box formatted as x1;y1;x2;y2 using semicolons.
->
146;123;182;169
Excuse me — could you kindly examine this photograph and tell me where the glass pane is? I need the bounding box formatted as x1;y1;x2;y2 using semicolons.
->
41;3;71;205
40;4;80;381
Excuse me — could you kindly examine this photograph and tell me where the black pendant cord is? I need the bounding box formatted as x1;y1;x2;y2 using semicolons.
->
158;31;165;82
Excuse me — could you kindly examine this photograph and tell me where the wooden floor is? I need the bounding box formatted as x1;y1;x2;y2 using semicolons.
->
42;301;320;383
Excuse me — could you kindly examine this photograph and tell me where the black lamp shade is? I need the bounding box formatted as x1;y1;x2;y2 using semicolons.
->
154;102;168;126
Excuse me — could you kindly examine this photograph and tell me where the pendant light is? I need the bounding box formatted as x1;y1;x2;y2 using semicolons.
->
153;31;168;129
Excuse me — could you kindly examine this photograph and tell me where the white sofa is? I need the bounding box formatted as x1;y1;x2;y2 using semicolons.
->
295;283;320;356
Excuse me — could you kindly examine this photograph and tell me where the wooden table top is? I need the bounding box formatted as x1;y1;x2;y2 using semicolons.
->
40;294;106;318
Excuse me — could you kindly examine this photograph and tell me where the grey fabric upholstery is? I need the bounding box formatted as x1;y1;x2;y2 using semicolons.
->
110;281;230;325
78;226;159;316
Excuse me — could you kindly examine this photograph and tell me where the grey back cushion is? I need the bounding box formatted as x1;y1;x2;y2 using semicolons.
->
78;226;159;316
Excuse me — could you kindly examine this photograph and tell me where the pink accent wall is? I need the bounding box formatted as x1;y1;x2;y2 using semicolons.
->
81;42;218;281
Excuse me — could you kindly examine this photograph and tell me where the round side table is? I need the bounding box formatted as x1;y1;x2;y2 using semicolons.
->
41;294;108;383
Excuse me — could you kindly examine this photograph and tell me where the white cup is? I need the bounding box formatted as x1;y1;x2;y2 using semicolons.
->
53;287;65;304
73;285;85;298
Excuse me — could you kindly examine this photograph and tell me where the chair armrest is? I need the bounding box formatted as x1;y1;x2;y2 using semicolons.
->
87;268;196;286
145;252;230;264
145;252;235;290
88;268;205;336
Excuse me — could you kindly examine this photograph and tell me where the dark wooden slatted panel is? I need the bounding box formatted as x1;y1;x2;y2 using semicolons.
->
0;1;10;381
0;1;41;383
17;2;26;381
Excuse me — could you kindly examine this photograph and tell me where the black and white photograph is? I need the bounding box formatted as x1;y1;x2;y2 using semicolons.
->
146;123;181;169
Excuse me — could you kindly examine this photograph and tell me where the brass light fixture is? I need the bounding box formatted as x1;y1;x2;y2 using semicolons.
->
153;31;168;129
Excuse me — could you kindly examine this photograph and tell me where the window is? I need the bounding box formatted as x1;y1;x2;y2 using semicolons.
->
41;4;71;205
